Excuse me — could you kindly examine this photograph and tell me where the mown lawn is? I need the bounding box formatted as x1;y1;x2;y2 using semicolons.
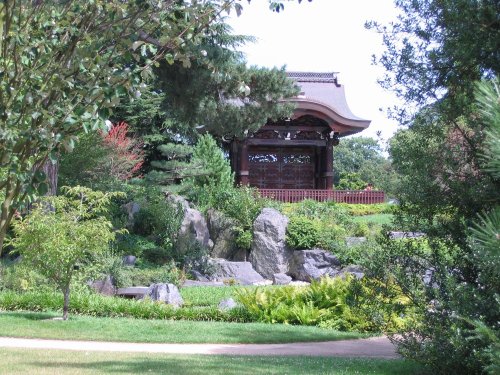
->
0;311;369;344
0;348;426;375
352;213;394;227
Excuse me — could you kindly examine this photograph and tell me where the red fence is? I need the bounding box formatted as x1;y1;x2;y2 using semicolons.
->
258;189;385;204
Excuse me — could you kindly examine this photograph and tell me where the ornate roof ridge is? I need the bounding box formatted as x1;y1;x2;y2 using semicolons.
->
286;71;339;84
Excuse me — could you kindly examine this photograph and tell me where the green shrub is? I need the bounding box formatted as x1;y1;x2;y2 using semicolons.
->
0;260;54;293
132;190;183;250
286;216;320;249
282;200;351;225
9;186;122;320
282;200;352;251
0;289;251;322
234;277;376;331
119;264;183;288
234;276;416;332
352;221;370;237
109;186;183;266
174;237;214;276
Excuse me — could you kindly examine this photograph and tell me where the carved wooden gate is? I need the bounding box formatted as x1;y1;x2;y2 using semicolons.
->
248;146;315;189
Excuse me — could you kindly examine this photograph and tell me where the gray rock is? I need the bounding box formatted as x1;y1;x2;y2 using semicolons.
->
250;208;292;278
89;275;116;296
143;283;183;307
389;231;425;239
218;298;238;311
345;237;367;247
339;265;365;279
423;267;437;287
210;258;265;285
122;255;136;267
288;249;342;282
166;194;190;211
169;195;212;251
123;202;140;228
190;269;210;282
273;273;292;285
207;209;247;261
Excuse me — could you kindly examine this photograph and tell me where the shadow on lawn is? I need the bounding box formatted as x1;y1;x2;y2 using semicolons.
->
0;311;57;320
27;356;424;375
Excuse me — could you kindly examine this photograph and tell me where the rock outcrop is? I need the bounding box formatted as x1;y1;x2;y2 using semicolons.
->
250;208;292;278
89;275;116;296
288;249;342;281
168;195;212;251
210;258;265;285
143;283;183;307
207;209;246;261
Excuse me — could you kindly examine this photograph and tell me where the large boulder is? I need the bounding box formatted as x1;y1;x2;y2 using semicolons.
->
288;249;342;282
207;209;246;261
210;258;265;285
143;283;183;307
168;195;212;251
250;208;292;278
89;275;116;296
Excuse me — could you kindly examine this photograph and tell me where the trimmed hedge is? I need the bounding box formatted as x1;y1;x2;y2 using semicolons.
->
0;290;251;322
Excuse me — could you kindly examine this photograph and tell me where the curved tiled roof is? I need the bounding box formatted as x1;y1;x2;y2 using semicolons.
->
286;72;370;134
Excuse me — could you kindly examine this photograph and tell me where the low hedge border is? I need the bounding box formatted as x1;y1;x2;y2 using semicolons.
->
0;290;251;322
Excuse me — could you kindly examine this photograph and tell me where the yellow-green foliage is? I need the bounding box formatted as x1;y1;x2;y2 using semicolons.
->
235;276;416;332
282;200;350;250
337;203;395;216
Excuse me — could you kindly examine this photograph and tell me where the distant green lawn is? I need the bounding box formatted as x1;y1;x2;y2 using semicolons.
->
0;311;369;344
0;348;425;375
352;213;394;227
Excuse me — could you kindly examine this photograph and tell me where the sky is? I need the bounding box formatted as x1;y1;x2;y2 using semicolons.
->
228;0;402;145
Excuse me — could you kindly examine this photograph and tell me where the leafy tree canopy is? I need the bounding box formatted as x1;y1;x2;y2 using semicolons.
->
1;0;306;253
368;0;500;123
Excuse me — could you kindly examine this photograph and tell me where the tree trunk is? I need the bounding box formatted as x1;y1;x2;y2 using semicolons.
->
62;286;70;321
41;159;59;196
0;177;21;256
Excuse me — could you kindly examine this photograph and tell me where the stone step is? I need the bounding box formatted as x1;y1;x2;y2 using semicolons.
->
116;287;148;299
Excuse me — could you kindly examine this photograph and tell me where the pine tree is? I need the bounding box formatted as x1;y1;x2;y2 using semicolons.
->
190;134;234;190
466;78;500;374
146;143;196;187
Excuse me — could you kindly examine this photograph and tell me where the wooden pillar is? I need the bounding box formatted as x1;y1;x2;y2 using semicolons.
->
239;141;249;186
314;146;321;189
324;139;334;190
230;140;238;185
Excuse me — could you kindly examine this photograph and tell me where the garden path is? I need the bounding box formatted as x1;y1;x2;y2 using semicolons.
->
0;336;398;358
